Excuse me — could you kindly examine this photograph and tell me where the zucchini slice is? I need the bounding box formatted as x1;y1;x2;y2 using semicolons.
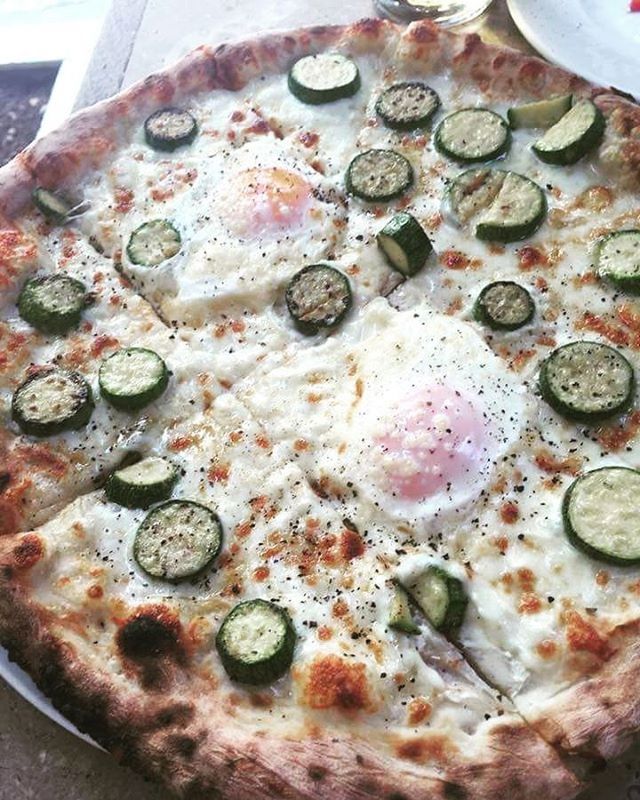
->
216;599;296;685
449;168;546;243
405;566;468;637
285;263;352;335
563;467;640;565
475;172;546;242
32;187;73;224
99;347;169;411
18;274;86;335
595;229;640;294
134;499;223;581
106;456;178;509
539;341;634;422
126;220;181;266
346;149;413;202
435;109;510;163
507;94;573;129
144;107;198;151
388;582;420;635
376;212;433;277
473;281;535;331
288;53;360;104
375;82;440;131
532;99;605;166
447;167;505;225
12;368;94;437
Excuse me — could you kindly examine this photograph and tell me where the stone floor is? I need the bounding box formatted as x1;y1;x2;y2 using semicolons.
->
0;64;59;166
0;678;168;800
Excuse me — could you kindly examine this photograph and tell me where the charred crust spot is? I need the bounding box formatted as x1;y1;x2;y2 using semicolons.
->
353;18;385;38
457;33;482;60
155;702;195;728
355;754;365;765
183;777;219;800
308;25;332;37
167;734;198;759
36;646;122;751
444;783;467;800
408;20;439;44
307;765;327;781
358;779;380;794
12;534;44;570
395;734;454;764
116;607;185;663
0;472;10;493
518;59;545;92
388;794;409;800
141;74;174;105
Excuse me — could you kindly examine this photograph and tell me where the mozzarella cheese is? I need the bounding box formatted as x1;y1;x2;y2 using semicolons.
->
5;32;640;765
237;298;527;532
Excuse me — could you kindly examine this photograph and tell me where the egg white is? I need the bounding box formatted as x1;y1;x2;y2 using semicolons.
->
237;298;528;533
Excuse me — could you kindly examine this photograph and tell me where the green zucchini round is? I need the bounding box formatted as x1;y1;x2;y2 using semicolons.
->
375;82;440;131
18;274;86;335
563;467;640;565
435;108;510;163
106;456;178;509
507;94;573;130
532;99;605;166
539;341;635;423
405;566;468;638
473;281;535;331
144;108;198;151
285;263;352;335
346;149;413;202
288;53;360;104
376;212;433;277
134;499;223;581
32;187;73;224
216;599;296;685
12;368;94;437
595;229;640;294
99;347;169;411
448;168;546;243
126;220;181;266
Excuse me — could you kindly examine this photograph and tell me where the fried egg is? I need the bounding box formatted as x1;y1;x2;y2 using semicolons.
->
147;138;344;319
238;299;528;531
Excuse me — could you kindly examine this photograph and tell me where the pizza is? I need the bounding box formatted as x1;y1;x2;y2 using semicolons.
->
1;16;640;799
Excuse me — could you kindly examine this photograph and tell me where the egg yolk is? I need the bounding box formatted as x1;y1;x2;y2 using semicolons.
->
222;166;313;238
374;384;492;501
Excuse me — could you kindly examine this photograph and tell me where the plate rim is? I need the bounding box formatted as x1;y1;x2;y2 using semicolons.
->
506;0;640;99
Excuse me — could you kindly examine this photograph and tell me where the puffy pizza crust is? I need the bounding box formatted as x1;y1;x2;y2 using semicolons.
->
0;18;639;800
0;486;582;800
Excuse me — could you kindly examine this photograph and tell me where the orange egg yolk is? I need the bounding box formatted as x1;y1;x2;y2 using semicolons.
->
223;166;313;238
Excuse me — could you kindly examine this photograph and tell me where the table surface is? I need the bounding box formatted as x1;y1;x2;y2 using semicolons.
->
1;1;639;798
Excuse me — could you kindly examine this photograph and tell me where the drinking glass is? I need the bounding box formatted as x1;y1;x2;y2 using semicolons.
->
374;0;493;26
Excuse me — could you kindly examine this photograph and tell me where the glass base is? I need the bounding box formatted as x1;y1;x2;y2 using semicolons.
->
374;0;493;27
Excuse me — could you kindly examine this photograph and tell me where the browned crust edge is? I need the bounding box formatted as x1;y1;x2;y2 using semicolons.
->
0;534;582;800
528;618;640;762
0;19;396;219
0;17;638;800
0;18;638;221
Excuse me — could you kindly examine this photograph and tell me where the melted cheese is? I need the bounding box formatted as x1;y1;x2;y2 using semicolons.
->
5;33;640;753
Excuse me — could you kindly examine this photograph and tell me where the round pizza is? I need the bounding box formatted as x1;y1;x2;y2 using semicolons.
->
1;18;640;800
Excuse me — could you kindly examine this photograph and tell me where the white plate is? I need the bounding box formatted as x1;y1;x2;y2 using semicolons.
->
0;646;99;748
507;0;640;99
